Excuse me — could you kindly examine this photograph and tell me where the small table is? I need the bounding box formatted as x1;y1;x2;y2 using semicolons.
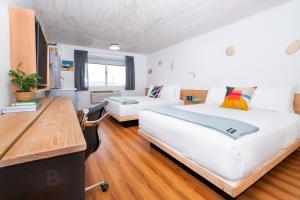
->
184;100;202;105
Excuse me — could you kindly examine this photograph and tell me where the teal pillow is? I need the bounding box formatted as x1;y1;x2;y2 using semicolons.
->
149;86;163;98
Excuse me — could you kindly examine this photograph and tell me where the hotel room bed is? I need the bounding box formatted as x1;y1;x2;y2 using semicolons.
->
106;96;184;122
139;103;300;196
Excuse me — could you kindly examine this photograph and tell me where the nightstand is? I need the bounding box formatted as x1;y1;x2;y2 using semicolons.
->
184;100;202;105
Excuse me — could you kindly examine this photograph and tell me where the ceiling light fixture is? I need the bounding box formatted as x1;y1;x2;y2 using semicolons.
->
109;43;120;51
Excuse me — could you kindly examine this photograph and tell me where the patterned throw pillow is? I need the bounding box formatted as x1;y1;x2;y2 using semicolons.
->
149;86;163;98
220;86;256;111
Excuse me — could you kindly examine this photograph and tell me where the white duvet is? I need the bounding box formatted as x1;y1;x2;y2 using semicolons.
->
139;104;300;183
106;96;184;117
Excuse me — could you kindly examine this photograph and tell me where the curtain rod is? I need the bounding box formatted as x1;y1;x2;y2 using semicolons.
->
88;51;125;58
88;53;125;61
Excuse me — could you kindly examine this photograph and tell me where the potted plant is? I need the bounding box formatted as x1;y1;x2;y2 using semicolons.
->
9;63;41;102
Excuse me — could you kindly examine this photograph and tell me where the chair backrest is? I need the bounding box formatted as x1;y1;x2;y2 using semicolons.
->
80;101;108;160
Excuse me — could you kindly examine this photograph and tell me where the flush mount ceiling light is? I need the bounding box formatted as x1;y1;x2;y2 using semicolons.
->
109;43;120;51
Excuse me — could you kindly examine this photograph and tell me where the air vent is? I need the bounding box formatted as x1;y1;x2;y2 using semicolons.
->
90;90;121;103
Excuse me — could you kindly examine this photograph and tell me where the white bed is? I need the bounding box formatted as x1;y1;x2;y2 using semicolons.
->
106;96;184;122
139;103;300;195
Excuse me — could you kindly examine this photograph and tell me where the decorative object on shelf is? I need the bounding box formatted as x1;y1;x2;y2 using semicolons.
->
49;47;62;88
15;92;34;102
285;40;300;55
148;68;153;74
184;96;202;105
158;60;163;66
170;61;175;71
192;97;201;102
62;60;74;71
186;96;193;101
186;96;201;102
225;46;236;56
9;63;41;102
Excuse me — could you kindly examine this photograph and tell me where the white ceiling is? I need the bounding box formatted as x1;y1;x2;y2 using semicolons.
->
27;0;290;54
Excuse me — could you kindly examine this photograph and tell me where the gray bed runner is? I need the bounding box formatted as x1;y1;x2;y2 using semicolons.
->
146;106;259;139
107;97;139;105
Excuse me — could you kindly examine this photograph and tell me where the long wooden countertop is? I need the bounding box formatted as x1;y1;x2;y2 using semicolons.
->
0;97;86;168
0;98;53;159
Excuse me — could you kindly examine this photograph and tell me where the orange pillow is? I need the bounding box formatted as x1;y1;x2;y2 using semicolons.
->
220;86;256;111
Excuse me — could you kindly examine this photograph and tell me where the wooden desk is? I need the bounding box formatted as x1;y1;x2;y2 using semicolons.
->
0;98;53;159
0;97;86;200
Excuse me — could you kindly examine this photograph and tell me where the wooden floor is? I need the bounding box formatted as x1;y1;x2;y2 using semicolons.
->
85;117;300;200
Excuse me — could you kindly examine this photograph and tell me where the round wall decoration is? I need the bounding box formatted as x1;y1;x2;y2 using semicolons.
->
158;60;163;66
170;61;175;71
285;40;300;55
148;68;153;74
225;46;236;56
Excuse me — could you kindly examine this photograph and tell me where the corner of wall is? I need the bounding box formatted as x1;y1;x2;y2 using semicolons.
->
0;0;12;109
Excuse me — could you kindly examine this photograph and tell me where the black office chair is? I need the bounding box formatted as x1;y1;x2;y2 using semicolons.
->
78;101;109;192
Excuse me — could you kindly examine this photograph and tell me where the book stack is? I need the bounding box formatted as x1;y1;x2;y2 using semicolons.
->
2;100;41;114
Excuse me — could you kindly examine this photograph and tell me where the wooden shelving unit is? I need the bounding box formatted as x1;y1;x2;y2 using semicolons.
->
9;5;50;93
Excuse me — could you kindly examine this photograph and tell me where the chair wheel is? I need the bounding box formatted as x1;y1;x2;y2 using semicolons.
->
100;182;109;192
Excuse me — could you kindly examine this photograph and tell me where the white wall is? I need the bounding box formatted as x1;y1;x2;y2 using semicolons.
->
147;0;300;90
57;44;147;109
0;0;12;109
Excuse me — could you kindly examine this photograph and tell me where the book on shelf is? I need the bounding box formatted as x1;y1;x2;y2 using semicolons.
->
11;100;38;106
2;101;41;113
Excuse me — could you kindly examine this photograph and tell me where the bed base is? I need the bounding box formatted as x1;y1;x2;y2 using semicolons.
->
108;112;138;122
138;129;300;197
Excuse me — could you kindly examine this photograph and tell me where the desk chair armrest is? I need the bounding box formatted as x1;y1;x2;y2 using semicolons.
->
83;112;109;127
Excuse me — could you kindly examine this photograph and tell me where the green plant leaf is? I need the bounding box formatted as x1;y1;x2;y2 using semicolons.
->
9;63;41;92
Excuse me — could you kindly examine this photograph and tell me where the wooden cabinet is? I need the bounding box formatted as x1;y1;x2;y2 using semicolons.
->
9;5;50;92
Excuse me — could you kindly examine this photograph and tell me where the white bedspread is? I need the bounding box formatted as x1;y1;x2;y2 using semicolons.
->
106;96;184;117
139;104;300;183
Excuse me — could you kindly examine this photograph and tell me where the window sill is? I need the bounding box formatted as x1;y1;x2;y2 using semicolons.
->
89;86;125;91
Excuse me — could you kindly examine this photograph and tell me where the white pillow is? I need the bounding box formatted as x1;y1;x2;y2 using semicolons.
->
174;86;181;100
160;85;177;100
205;86;227;105
147;85;154;96
251;86;295;113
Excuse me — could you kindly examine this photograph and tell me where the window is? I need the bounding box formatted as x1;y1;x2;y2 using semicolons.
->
107;65;126;86
87;56;126;87
87;63;106;87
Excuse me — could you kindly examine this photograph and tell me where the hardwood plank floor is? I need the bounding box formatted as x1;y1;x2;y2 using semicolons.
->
85;117;300;200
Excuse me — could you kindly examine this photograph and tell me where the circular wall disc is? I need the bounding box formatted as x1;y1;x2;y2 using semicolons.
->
225;46;235;56
285;40;300;55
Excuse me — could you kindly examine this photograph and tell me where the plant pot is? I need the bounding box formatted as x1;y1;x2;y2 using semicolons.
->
15;92;34;102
